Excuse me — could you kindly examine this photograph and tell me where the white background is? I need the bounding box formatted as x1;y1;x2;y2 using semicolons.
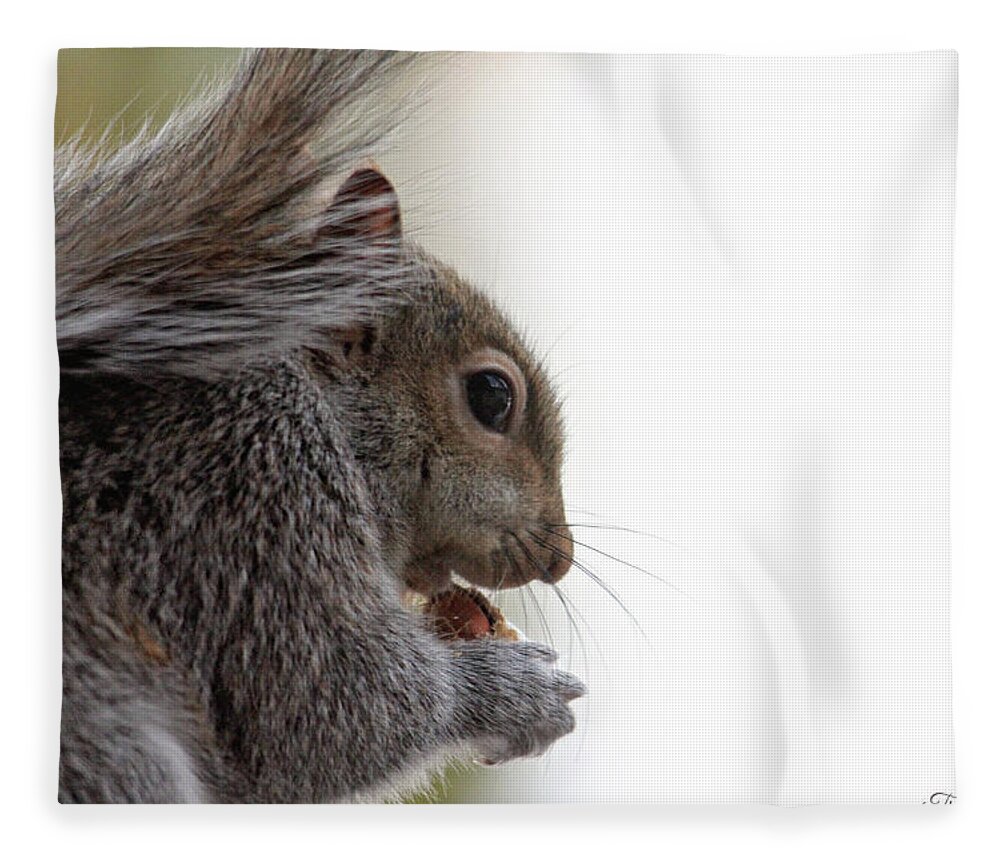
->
4;1;998;857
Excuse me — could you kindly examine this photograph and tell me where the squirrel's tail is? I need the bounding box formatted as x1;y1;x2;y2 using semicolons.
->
55;49;425;379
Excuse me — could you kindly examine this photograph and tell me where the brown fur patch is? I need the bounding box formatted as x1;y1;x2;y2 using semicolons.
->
128;621;170;666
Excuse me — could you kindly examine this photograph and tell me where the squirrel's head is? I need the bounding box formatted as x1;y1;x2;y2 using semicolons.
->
308;167;573;597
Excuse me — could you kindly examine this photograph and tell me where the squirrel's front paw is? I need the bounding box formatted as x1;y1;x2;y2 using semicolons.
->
451;639;586;765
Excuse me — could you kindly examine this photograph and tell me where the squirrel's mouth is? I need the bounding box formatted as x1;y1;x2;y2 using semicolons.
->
402;558;455;598
402;548;496;598
403;581;523;642
402;526;573;598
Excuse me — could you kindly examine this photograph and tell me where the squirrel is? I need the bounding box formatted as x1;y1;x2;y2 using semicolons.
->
56;48;585;803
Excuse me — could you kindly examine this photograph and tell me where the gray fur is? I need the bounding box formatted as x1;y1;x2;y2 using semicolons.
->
57;49;583;804
56;49;419;378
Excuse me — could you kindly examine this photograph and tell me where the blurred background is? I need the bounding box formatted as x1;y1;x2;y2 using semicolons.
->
56;49;956;803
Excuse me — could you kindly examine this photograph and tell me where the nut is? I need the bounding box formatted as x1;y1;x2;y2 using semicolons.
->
425;585;520;642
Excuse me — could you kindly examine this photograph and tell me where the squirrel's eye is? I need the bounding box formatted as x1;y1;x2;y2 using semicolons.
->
465;371;514;432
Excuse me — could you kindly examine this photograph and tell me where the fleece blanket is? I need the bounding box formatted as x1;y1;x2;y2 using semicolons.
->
56;49;957;804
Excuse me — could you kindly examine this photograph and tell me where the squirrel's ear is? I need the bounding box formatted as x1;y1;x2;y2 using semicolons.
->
323;166;402;248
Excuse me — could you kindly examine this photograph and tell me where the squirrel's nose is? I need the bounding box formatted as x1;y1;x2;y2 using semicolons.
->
544;525;573;583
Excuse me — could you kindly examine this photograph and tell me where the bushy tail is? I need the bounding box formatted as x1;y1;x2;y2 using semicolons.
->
55;49;425;379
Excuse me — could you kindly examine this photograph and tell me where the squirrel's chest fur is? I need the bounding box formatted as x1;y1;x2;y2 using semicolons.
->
59;358;405;801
